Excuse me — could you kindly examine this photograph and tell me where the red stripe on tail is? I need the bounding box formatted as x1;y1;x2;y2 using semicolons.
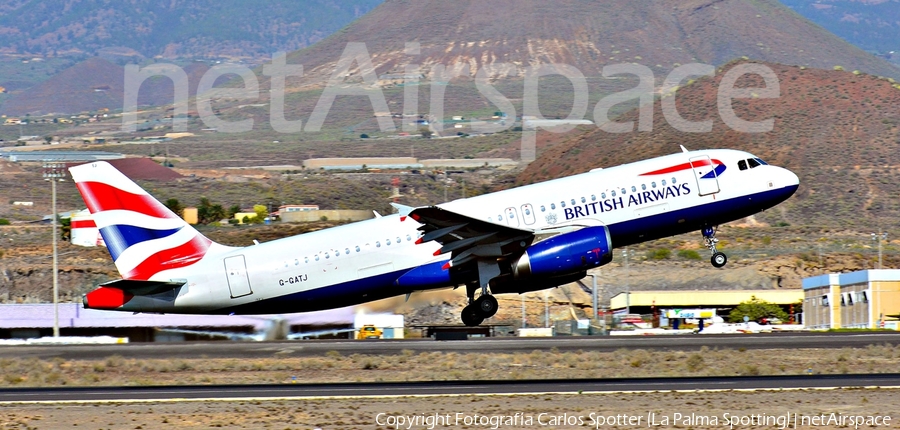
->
76;181;178;219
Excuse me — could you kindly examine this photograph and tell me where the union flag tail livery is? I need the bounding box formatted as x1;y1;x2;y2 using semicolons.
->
70;149;799;326
69;162;227;281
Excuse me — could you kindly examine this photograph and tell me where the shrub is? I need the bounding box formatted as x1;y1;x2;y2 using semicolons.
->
677;249;701;260
359;133;369;139
0;218;9;225
647;248;671;260
685;354;704;372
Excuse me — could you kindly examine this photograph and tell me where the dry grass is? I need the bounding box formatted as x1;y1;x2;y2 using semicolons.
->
0;345;897;388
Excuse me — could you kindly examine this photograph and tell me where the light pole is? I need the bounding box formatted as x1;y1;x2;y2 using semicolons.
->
43;161;66;338
871;231;888;269
586;272;599;322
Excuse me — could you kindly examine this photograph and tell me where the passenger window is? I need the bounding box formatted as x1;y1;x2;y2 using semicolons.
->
397;237;401;243
345;248;350;254
561;201;566;208
571;199;576;205
601;193;606;199
611;191;616;197
305;257;309;263
406;234;411;241
662;180;667;186
325;252;330;259
738;160;748;171
294;259;299;266
509;212;515;219
540;205;546;212
355;246;360;252
315;255;320;261
631;186;637;192
551;203;556;209
748;158;760;169
376;241;381;248
387;239;391;245
621;188;626;195
591;195;596;201
672;177;677;184
641;184;646;191
524;208;531;215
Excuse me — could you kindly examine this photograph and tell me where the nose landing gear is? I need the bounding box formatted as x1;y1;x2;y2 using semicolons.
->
702;227;727;268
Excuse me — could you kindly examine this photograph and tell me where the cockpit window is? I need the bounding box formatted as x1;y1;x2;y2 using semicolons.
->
747;158;761;169
755;158;768;165
738;160;748;171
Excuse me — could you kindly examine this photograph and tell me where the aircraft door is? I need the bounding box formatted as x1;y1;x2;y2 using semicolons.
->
224;255;253;298
521;204;536;225
504;207;520;227
689;155;721;196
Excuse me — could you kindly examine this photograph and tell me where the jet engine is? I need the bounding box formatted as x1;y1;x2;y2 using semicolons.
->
512;225;613;280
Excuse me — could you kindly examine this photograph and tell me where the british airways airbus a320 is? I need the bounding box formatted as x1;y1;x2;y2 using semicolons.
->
70;147;798;326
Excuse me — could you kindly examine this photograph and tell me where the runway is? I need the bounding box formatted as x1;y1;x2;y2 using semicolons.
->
2;374;899;403
1;331;898;360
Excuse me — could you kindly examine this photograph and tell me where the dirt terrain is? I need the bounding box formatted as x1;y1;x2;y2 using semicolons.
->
2;389;896;429
1;345;898;429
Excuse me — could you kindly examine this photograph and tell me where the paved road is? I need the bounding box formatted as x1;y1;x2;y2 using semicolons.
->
2;374;899;402
1;332;898;360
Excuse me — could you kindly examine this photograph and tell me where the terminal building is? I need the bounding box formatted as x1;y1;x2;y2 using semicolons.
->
802;270;900;329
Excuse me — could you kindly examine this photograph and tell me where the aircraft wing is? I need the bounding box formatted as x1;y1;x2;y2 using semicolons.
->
409;206;535;267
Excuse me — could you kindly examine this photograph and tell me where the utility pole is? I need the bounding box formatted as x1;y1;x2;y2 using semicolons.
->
623;247;633;315
43;161;65;338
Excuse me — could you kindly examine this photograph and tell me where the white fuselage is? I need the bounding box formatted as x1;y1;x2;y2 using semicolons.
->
123;149;799;314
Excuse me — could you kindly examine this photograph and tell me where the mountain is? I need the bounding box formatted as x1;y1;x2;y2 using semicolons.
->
281;0;900;88
0;57;210;115
517;60;900;229
779;0;900;61
0;0;382;61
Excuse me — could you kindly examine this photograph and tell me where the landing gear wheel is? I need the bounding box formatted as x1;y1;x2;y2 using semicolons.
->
701;226;726;268
461;305;484;326
474;295;498;319
711;252;727;268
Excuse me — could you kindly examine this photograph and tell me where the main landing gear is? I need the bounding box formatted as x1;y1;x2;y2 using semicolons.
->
702;226;728;268
461;281;498;326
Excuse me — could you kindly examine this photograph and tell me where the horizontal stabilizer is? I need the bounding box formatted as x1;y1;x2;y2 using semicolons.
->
99;279;185;296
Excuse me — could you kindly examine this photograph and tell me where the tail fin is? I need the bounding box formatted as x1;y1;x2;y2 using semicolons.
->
69;161;217;280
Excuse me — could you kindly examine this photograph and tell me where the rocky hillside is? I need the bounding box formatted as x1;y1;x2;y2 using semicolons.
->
1;57;212;115
278;0;900;88
0;0;381;61
780;0;900;61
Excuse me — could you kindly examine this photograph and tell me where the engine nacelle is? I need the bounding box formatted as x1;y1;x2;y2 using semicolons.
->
512;226;612;280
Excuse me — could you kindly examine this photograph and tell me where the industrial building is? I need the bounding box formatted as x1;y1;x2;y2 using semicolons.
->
609;290;804;321
802;270;900;329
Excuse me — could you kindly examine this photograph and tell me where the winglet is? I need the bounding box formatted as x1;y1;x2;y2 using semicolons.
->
391;203;415;221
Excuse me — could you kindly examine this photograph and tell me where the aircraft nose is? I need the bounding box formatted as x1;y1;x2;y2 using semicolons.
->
783;167;799;187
